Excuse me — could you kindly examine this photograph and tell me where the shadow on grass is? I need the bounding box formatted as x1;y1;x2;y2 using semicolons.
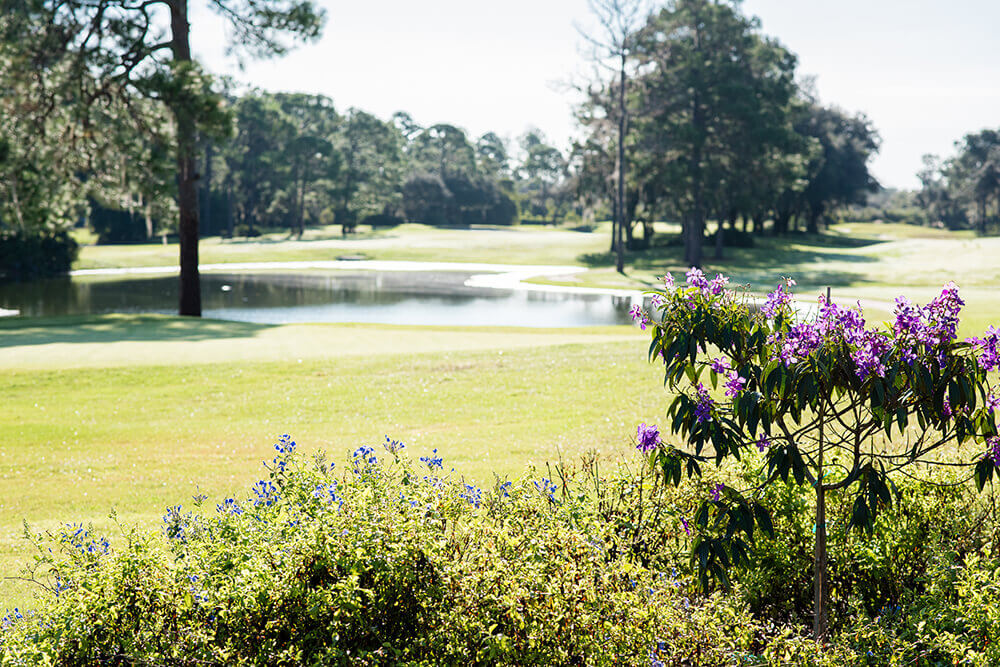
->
578;232;881;283
0;314;273;348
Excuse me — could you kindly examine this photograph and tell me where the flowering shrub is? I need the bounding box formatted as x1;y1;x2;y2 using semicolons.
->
631;271;999;637
2;433;998;664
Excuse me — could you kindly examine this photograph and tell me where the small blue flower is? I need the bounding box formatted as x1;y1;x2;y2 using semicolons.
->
419;449;443;470
383;435;405;454
459;483;482;508
533;477;557;501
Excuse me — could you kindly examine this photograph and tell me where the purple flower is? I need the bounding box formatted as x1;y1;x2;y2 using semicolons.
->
685;267;709;290
663;273;675;289
724;371;746;397
709;482;725;501
771;321;823;367
921;282;964;348
693;383;714;423
708;273;729;295
755;434;771;452
709;356;731;374
680;517;691;535
761;285;792;318
942;398;953;420
636;423;661;453
987;393;1000;414
630;303;649;330
987;437;1000;468
966;325;1000;372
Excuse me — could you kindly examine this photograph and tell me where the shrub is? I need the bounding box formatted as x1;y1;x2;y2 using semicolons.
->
359;213;404;228
2;433;998;664
629;270;1000;639
0;227;78;282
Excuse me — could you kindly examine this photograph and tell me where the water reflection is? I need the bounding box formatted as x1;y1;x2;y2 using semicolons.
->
0;273;635;327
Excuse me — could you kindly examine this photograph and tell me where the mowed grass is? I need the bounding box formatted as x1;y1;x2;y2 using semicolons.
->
9;220;998;609
73;223;613;270
0;315;658;607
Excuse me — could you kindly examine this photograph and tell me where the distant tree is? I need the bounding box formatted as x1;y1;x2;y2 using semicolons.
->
6;0;324;315
577;0;648;272
411;124;477;179
225;94;295;236
475;132;511;180
333;109;405;233
274;93;339;237
796;104;880;234
633;0;796;265
518;130;568;222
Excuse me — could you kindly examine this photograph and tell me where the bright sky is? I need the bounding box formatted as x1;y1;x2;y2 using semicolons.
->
190;0;1000;190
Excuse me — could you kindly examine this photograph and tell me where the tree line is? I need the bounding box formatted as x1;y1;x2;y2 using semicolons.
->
9;0;987;317
916;129;1000;233
88;91;575;244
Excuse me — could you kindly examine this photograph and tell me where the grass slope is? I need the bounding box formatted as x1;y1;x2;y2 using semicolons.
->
0;316;653;607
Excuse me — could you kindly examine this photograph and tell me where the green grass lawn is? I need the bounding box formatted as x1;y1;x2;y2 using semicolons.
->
0;315;657;607
7;220;998;610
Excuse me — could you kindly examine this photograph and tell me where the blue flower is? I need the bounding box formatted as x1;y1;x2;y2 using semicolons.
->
534;478;557;501
419;449;443;470
459;483;482;508
250;480;278;507
383;435;405;454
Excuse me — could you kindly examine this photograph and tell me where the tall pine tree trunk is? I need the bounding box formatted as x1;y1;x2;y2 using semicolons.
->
614;52;627;273
170;0;201;317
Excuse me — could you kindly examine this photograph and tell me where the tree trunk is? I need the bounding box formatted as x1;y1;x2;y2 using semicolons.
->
685;92;705;268
614;53;627;274
714;218;724;260
814;286;832;642
807;205;821;234
201;139;213;236
171;0;201;317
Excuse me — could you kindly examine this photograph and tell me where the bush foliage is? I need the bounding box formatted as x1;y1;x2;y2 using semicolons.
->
0;227;78;283
1;431;998;665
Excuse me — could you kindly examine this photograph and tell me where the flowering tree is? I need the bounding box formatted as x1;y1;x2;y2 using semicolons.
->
632;269;1000;639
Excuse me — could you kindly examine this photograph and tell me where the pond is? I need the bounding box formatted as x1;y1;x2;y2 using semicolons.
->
0;272;637;327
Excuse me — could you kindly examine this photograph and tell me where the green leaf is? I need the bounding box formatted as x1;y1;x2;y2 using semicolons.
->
753;503;774;536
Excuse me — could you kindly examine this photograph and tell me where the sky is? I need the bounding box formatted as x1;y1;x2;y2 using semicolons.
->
190;0;1000;190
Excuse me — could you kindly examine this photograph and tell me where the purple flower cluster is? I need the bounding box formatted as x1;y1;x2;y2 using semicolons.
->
460;483;482;508
724;371;746;398
767;287;968;381
685;267;709;290
313;482;344;510
755;434;771;452
663;273;675;289
636;422;661;452
708;273;729;296
922;282;964;347
630;303;650;330
761;285;793;318
216;498;243;516
694;383;714;423
251;480;278;507
419;449;443;470
987;436;1000;468
383;435;405;454
987;393;1000;414
709;482;725;501
773;321;823;366
966;325;1000;372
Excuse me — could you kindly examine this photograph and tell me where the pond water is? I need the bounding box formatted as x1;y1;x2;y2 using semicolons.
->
0;273;637;327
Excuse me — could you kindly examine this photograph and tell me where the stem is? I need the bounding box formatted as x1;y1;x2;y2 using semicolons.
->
814;286;831;641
